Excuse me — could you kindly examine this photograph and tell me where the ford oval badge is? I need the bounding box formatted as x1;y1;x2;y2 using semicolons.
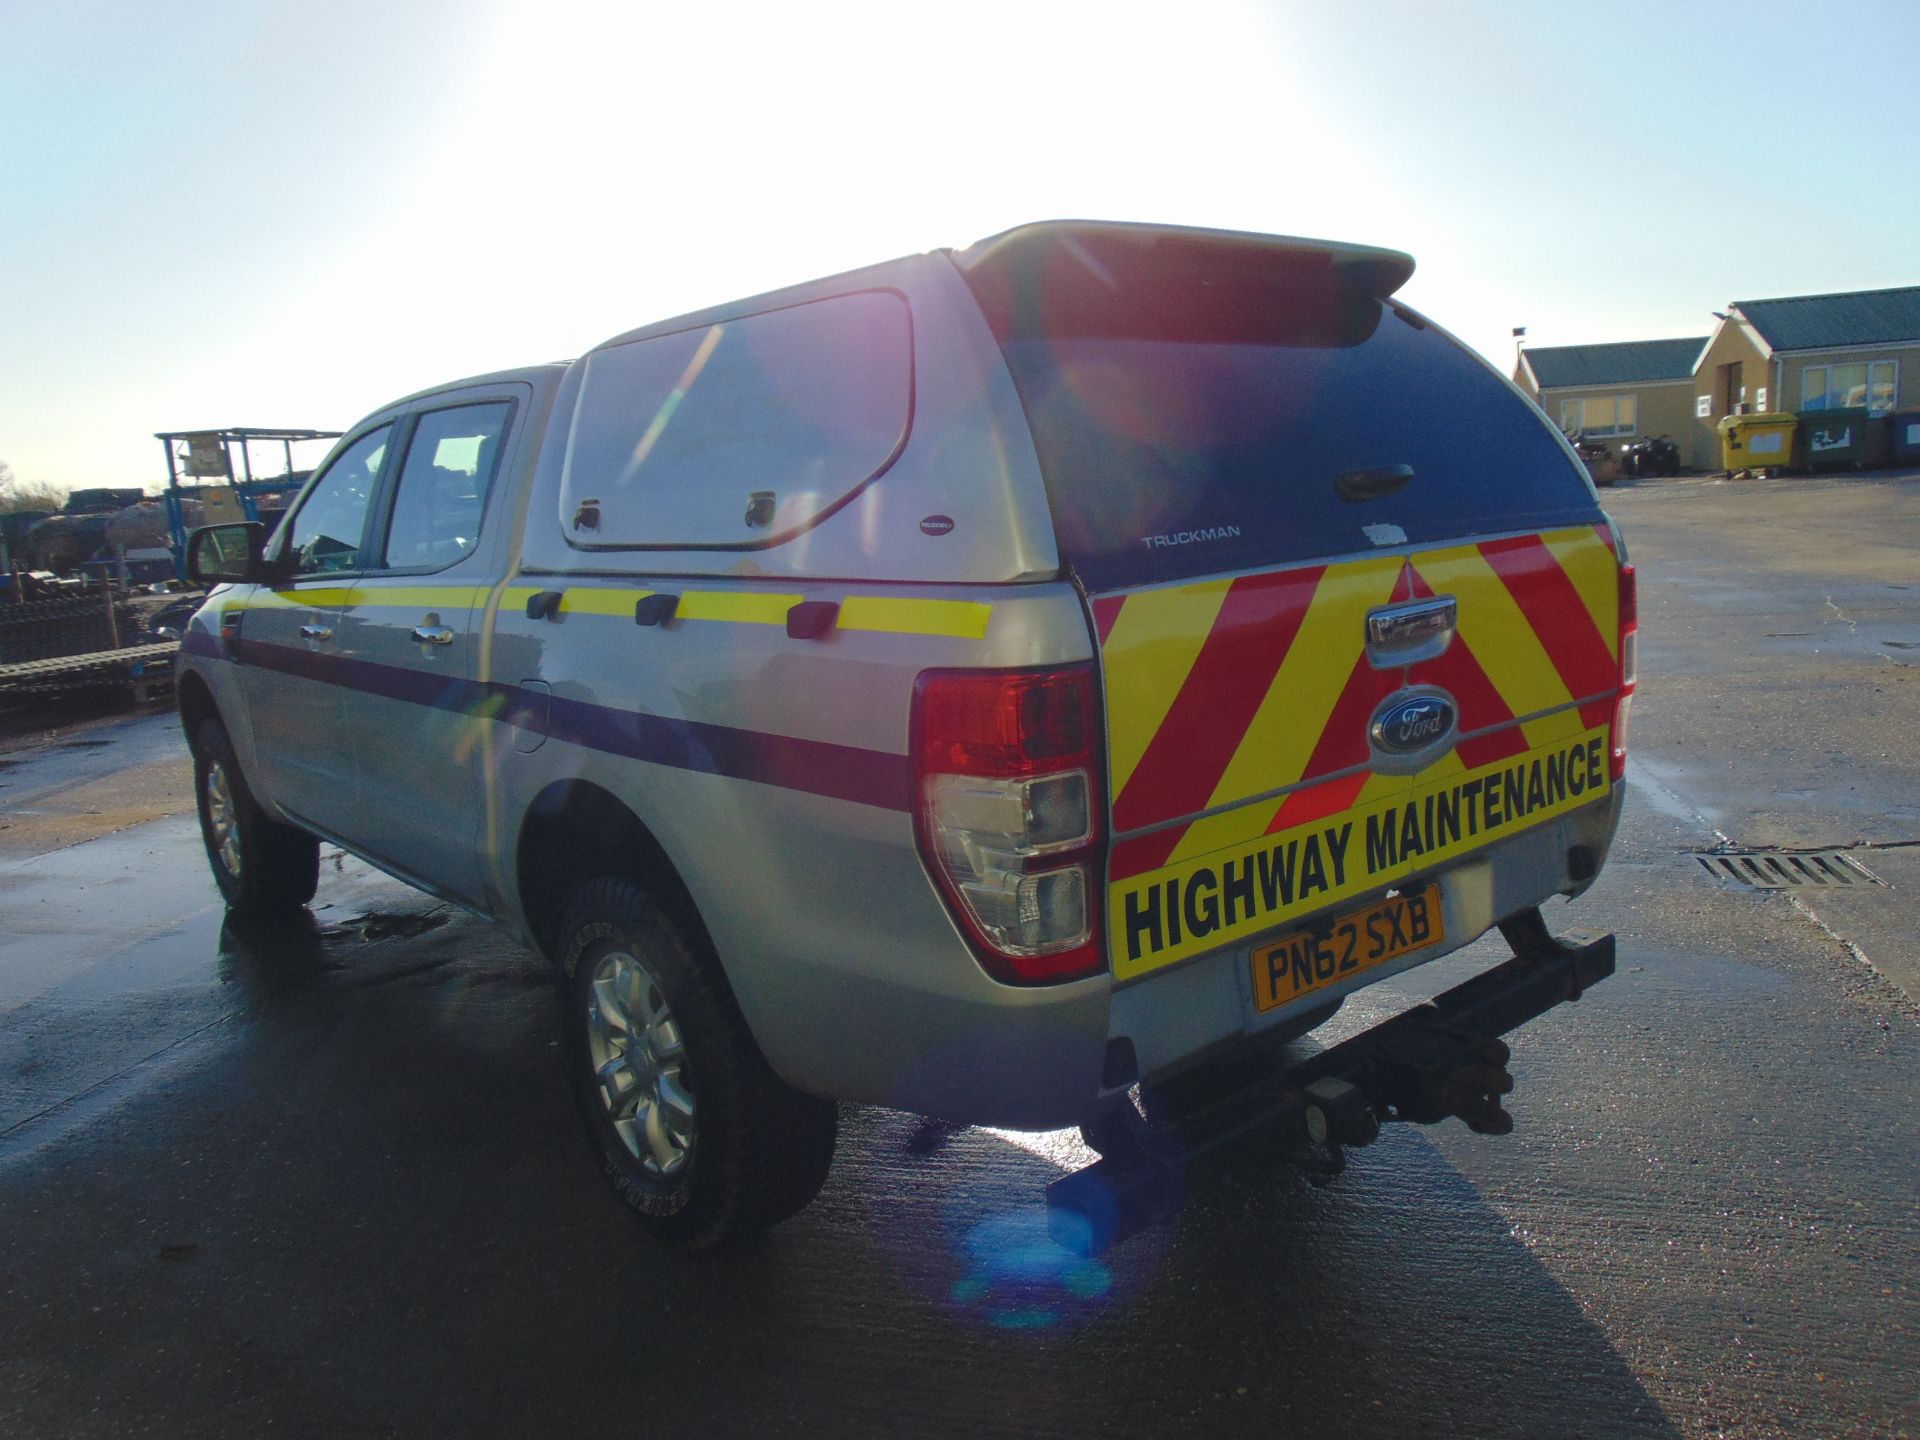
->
1370;690;1458;758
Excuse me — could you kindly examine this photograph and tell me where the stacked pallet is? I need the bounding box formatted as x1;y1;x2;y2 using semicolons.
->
0;592;177;702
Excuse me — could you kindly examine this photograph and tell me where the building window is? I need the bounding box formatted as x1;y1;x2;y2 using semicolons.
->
1801;360;1898;415
1559;394;1638;438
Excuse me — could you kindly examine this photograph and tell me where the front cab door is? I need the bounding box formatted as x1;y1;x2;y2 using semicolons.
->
237;422;394;839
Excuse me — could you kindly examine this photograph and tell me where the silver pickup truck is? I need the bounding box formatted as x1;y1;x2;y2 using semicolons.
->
179;220;1634;1248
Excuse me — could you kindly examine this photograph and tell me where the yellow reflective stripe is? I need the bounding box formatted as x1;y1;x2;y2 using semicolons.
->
559;587;651;617
339;585;489;609
248;587;356;609
260;581;991;635
1411;748;1468;785
1167;798;1285;869
677;591;803;625
1542;526;1620;664
1203;556;1402;816
1167;766;1403;870
249;585;491;609
1519;703;1589;753
839;596;992;640
1101;579;1233;797
1416;546;1573;718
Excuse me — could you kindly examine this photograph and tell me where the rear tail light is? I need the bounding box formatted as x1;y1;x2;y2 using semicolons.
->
1611;564;1637;781
911;665;1107;984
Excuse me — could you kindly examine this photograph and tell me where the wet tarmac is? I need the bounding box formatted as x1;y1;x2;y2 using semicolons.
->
1;473;1916;1438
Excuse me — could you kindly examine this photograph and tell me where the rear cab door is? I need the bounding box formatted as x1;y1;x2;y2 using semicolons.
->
329;384;527;906
956;224;1625;1017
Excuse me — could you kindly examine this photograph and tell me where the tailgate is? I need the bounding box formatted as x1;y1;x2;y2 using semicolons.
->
952;221;1622;983
1097;526;1621;982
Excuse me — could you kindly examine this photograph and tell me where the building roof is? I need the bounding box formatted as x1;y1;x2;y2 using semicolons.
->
1522;337;1707;390
1732;286;1920;353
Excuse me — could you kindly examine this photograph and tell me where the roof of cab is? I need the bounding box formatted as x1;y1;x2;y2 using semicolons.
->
381;362;572;414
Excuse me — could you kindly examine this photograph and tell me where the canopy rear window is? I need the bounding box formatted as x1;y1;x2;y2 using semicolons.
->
959;235;1600;592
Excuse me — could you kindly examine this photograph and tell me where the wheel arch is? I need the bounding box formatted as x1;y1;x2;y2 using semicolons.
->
177;668;219;750
515;780;713;971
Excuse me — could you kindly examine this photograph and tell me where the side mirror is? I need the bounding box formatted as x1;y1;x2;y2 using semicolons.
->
187;522;266;586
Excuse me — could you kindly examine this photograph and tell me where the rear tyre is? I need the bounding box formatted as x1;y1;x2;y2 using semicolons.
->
192;718;320;917
557;876;837;1248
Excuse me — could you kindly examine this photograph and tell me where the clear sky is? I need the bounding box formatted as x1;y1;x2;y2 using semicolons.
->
3;0;1915;490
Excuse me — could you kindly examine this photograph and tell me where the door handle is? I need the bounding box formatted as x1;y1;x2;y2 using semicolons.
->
1363;596;1456;669
299;624;334;641
411;626;455;646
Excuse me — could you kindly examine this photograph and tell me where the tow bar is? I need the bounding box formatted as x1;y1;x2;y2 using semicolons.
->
1047;908;1616;1255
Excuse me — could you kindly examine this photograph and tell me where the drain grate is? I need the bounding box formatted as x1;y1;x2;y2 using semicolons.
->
1692;850;1885;889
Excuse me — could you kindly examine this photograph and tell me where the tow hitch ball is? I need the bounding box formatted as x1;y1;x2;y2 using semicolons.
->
1293;1030;1515;1182
1372;1027;1518;1136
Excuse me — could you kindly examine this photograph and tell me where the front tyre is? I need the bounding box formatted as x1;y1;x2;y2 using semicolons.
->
557;877;836;1248
192;718;320;917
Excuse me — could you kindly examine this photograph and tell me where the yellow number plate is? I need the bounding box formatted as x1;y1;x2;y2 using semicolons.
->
1250;885;1445;1014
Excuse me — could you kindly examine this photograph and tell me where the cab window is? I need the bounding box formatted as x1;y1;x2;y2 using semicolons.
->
382;402;511;569
287;426;391;576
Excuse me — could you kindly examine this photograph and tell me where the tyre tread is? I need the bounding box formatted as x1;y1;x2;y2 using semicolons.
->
557;876;835;1248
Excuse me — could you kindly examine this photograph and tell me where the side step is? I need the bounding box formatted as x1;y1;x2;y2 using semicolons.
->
1047;909;1616;1255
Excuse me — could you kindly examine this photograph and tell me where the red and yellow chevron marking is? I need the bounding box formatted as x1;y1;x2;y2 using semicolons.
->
1098;525;1621;979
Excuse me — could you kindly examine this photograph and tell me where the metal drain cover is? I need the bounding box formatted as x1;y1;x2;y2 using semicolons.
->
1692;850;1885;889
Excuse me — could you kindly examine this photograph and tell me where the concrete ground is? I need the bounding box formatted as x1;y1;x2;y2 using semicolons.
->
0;471;1914;1439
1607;466;1920;1002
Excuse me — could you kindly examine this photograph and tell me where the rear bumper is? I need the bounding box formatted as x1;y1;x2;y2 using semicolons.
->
725;789;1617;1135
1106;788;1623;1089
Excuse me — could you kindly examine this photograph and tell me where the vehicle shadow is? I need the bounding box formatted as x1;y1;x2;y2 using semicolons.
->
0;910;1679;1440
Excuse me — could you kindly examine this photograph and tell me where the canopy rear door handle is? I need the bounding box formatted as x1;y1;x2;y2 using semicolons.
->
299;624;334;642
411;626;455;646
1364;596;1456;669
1336;464;1415;504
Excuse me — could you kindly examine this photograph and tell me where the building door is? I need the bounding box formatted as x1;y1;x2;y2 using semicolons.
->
1719;361;1746;416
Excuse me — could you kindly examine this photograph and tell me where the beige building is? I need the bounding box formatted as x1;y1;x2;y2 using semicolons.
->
1689;286;1920;469
1513;338;1706;464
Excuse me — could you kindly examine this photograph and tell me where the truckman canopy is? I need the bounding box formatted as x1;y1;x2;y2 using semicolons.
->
953;221;1597;592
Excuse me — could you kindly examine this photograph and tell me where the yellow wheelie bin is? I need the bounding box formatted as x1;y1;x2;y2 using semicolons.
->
1718;412;1798;474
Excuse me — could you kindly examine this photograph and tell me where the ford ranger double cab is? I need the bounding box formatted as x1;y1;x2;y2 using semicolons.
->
178;221;1635;1248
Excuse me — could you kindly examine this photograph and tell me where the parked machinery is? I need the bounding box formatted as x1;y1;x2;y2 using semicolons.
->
1620;434;1681;479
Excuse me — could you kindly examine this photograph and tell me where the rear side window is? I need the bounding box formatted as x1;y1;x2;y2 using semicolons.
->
558;291;912;548
382;402;511;570
968;260;1600;592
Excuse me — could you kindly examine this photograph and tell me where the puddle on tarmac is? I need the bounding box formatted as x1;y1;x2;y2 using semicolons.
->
320;911;453;944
